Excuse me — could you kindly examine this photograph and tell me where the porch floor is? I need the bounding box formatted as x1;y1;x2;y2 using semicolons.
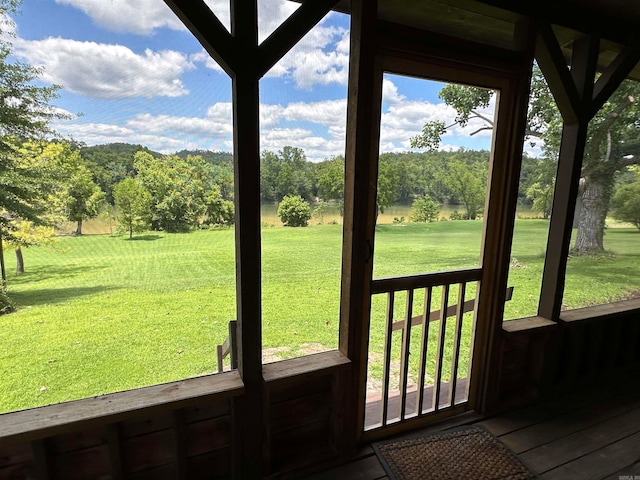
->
301;380;640;479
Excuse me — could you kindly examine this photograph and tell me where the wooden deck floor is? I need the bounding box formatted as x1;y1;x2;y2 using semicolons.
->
301;382;640;480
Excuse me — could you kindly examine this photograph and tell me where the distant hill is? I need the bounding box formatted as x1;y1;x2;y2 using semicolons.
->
173;149;233;166
79;143;163;204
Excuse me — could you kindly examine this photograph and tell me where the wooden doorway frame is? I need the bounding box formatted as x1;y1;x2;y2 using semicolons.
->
339;10;536;445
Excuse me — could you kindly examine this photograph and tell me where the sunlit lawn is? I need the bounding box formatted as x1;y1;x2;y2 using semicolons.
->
1;218;639;413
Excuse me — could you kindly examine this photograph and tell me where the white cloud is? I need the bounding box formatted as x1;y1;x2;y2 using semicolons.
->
266;22;349;89
53;0;300;39
13;38;193;99
54;0;184;35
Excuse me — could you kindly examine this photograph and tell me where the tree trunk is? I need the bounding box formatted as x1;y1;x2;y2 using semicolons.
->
129;225;133;239
573;178;610;252
15;247;24;275
75;220;83;235
0;234;6;288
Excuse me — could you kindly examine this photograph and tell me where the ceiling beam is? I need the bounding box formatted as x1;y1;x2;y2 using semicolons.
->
592;48;640;117
258;0;340;78
164;0;236;76
478;0;640;49
535;21;581;123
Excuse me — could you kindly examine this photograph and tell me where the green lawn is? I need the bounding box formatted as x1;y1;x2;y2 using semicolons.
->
1;220;639;413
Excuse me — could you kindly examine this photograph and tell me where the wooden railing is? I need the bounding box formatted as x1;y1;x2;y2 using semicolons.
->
367;268;483;429
216;320;238;373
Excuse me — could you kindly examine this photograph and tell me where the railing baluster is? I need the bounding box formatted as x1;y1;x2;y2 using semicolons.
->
416;286;432;415
380;291;395;426
432;284;450;411
464;281;481;402
449;282;466;406
399;289;413;420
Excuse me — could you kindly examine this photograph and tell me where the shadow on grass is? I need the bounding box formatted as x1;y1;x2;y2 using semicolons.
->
10;285;120;307
126;234;163;241
7;265;109;286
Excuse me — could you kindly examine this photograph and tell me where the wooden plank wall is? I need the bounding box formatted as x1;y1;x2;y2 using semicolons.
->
0;352;351;480
0;402;233;480
494;305;640;413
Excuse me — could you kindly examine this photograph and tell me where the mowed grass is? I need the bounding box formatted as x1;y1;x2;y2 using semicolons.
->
1;220;639;413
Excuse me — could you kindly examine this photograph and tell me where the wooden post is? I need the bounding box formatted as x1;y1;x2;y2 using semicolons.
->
229;1;264;478
469;20;536;414
538;32;640;320
339;0;382;448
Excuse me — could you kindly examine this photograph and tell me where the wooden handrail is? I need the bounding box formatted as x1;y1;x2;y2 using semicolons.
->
390;286;513;332
216;320;238;373
370;267;482;294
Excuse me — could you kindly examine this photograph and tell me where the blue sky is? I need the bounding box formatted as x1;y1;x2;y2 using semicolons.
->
6;0;497;161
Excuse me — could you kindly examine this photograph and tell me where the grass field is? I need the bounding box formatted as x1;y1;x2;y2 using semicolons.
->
1;219;639;413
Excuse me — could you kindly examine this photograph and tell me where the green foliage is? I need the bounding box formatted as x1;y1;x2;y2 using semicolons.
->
79;143;160;204
277;195;312;227
134;152;210;232
443;159;487;220
260;146;313;201
316;156;344;201
0;289;14;315
203;186;234;227
612;167;640;230
113;178;152;239
410;196;440;222
377;158;399;213
449;210;466;220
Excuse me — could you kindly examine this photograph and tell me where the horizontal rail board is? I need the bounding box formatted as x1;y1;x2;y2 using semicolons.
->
371;267;482;294
0;371;244;446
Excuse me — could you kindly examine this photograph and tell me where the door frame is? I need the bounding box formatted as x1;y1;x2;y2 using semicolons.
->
345;22;535;442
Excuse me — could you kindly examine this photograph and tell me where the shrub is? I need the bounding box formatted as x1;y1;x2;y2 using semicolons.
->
449;210;467;221
277;195;312;227
410;196;440;222
612;182;640;230
0;290;15;316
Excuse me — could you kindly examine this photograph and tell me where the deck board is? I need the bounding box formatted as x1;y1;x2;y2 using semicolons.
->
299;382;640;480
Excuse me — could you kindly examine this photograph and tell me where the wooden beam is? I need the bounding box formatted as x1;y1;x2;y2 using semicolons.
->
571;35;599;114
106;424;125;480
173;409;188;480
535;21;581;123
339;0;382;448
229;0;264;478
538;32;606;320
592;48;640;117
538;122;589;320
258;0;340;77
31;439;54;480
470;18;536;414
163;0;236;76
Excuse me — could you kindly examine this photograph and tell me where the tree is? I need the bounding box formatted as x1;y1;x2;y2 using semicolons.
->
113;178;152;239
611;167;640;230
410;196;440;223
442;159;487;220
63;164;106;235
410;65;640;252
0;0;69;282
277;195;311;227
203;186;234;227
377;157;399;213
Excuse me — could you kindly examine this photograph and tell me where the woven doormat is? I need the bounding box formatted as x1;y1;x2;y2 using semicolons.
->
372;425;536;480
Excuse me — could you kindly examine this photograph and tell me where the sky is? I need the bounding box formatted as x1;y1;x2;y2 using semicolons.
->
6;0;499;162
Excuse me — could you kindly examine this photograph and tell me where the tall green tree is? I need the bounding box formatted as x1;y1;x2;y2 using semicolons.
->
410;65;640;252
113;177;152;239
134;151;212;232
0;0;69;282
442;159;487;220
